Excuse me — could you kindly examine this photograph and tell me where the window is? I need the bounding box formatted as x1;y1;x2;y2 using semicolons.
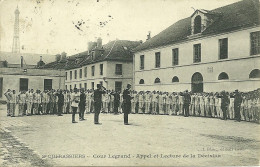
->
70;71;72;80
193;44;201;63
154;77;161;83
65;85;67;90
219;38;228;59
218;72;229;80
69;85;72;90
155;52;160;68
250;31;260;55
84;83;87;89
172;76;179;82
44;79;52;91
100;81;103;86
91;65;95;76
194;15;201;34
91;82;95;89
139;79;144;84
20;78;29;91
74;84;76;88
79;83;82;89
79;69;82;78
172;48;179;66
65;72;68;80
140;55;144;70
115;64;122;75
84;67;87;77
249;69;260;78
100;64;103;75
115;81;122;92
74;70;77;79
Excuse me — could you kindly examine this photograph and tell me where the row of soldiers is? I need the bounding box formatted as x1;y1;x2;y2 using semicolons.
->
4;88;260;123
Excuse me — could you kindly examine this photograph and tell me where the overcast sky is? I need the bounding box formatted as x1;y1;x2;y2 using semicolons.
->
0;0;240;56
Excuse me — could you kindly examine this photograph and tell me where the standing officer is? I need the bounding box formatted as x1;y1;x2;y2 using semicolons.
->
93;84;106;124
220;91;230;120
71;88;80;123
79;88;86;120
57;90;64;116
234;89;242;122
122;84;133;125
183;90;191;117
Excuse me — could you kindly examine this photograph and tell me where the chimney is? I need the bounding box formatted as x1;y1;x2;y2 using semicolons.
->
146;31;151;41
21;56;23;68
61;52;67;62
97;37;102;48
55;54;61;62
88;41;97;53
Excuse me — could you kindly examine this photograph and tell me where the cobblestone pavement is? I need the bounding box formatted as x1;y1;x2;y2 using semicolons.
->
0;104;259;166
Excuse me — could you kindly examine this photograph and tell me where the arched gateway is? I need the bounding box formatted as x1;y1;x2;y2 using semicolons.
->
191;72;203;93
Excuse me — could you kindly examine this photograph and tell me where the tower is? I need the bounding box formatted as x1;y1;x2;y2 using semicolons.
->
12;6;20;53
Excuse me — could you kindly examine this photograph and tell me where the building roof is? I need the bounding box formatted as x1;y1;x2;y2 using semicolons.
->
42;40;141;70
134;0;260;52
0;51;55;66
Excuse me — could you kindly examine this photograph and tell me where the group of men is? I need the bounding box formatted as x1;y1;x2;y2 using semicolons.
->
4;85;260;124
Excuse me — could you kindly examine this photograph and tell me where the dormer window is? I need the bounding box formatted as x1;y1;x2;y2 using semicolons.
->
194;16;202;34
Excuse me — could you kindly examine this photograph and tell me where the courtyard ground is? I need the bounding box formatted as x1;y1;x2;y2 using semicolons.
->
0;104;259;166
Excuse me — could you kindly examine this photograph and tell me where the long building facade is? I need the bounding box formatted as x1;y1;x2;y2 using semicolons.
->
133;0;260;92
43;39;141;92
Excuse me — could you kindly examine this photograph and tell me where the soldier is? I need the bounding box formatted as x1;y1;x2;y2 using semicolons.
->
209;93;215;117
93;84;106;124
41;90;48;115
138;91;144;114
122;84;133;125
144;91;151;114
190;93;195;116
165;92;171;115
131;91;137;114
229;92;235;119
171;92;177;115
26;89;34;116
102;90;109;113
79;89;86;120
199;93;205;117
151;91;158;115
158;92;164;115
4;89;11;116
18;90;26;116
221;91;230;120
109;90;115;113
63;90;68;114
48;90;55;114
9;90;17;117
111;90;120;114
183;90;191;117
234;90;242;122
178;92;184;115
85;90;91;114
57;90;64;116
71;88;80;123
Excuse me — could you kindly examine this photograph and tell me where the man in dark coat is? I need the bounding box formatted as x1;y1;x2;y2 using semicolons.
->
183;90;191;117
111;90;120;114
234;89;242;122
220;91;230;120
57;90;64;116
122;84;133;125
93;84;106;124
79;89;86;121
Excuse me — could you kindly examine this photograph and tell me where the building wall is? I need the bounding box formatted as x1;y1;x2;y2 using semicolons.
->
134;26;260;92
0;68;65;100
65;60;133;91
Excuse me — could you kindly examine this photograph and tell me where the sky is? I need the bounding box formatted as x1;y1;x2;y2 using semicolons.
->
0;0;240;56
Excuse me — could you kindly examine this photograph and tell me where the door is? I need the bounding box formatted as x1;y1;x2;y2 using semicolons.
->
191;72;203;93
44;79;52;90
115;81;122;92
20;78;29;91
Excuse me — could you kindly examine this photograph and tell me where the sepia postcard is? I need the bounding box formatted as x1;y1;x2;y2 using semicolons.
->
0;0;259;166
